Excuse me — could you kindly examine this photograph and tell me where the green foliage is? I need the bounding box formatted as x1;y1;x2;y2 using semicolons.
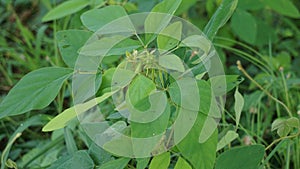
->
56;30;93;67
98;158;130;169
1;0;300;168
215;145;265;169
234;87;244;129
81;6;128;32
204;0;238;40
177;114;218;169
42;90;117;131
0;67;73;119
231;8;257;43
48;150;94;169
263;0;300;18
149;152;170;169
271;117;300;137
174;157;192;169
42;0;90;22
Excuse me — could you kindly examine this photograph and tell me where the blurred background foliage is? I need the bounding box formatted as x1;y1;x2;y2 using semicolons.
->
0;0;300;168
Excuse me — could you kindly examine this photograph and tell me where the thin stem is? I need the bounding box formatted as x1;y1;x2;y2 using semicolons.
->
215;43;272;74
237;61;293;117
134;32;145;47
279;68;291;110
265;132;300;151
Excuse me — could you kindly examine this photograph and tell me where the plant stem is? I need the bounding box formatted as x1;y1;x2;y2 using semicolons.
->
237;60;293;117
265;132;300;151
279;68;291;111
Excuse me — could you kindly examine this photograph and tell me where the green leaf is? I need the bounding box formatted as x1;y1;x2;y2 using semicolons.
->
64;127;78;155
204;0;238;40
263;0;300;18
215;145;265;169
174;157;192;169
159;54;185;72
231;8;257;43
175;0;197;15
42;90;117;132
42;0;90;22
217;130;239;151
136;158;150;169
1;115;49;169
152;0;182;14
80;36;141;56
81;5;128;32
177;114;217;169
48;150;94;169
271;117;299;137
209;75;242;96
168;79;218;116
98;158;130;169
179;35;211;56
127;75;156;106
237;0;264;11
144;0;182;45
234;87;244;129
254;18;277;46
149;152;170;169
157;21;182;51
88;143;112;166
0;67;73;119
130;102;170;156
57;30;93;68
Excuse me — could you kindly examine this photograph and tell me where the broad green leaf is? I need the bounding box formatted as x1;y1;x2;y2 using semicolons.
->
136;158;150;169
57;30;93;67
42;91;117;132
91;0;105;8
126;75;167;128
42;0;90;22
48;150;94;169
263;0;300;18
215;145;265;169
130;103;170;156
127;75;156;106
217;130;239;151
237;0;264;11
198;116;219;143
149;152;170;169
80;36;141;56
209;75;242;96
81;6;128;32
174;157;192;169
144;0;182;45
255;18;277;46
1;115;49;169
99;158;130;169
168;77;199;111
179;35;211;55
231;9;257;43
0;67;73;119
175;0;197;15
157;21;182;51
286;117;300;128
177;114;218;169
152;0;182;14
88;143;112;166
204;0;238;40
271;117;299;137
234;87;244;129
168;79;216;116
159;54;185;72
